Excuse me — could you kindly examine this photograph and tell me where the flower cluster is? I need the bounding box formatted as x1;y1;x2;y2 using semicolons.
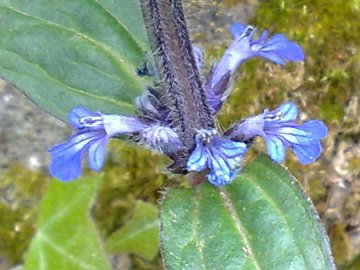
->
49;22;327;186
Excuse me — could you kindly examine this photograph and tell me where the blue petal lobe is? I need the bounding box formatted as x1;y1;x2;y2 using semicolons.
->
48;132;103;181
231;22;246;39
301;120;328;139
215;138;247;158
292;142;321;164
49;131;99;156
276;126;313;146
187;141;208;172
256;51;286;65
49;149;82;181
261;34;304;60
253;33;304;64
265;136;286;163
87;138;107;171
259;102;326;164
68;107;97;129
187;131;246;186
273;102;298;121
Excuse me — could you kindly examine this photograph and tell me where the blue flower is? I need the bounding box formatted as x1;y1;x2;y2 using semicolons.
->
230;23;305;65
49;107;147;181
48;20;325;187
206;23;304;112
187;130;247;186
227;102;327;164
49;107;182;181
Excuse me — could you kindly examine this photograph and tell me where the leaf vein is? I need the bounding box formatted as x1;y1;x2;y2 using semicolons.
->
219;187;262;270
1;5;142;86
193;186;207;270
92;0;144;52
245;172;311;269
40;233;94;270
0;48;135;112
250;161;334;268
113;220;158;245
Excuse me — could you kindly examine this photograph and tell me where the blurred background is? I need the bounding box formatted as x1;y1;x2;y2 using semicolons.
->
0;0;359;269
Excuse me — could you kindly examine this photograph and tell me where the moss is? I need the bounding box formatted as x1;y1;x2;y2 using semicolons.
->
253;0;360;124
0;164;46;265
342;254;360;270
93;141;186;239
347;157;360;174
209;0;360;129
329;222;353;267
92;141;186;269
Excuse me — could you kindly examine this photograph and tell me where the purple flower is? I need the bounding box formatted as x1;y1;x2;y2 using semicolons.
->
187;130;247;186
141;125;183;154
49;107;182;181
226;102;327;164
206;22;304;112
48;20;325;187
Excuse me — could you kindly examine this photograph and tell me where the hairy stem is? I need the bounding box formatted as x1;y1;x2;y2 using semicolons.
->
139;0;214;148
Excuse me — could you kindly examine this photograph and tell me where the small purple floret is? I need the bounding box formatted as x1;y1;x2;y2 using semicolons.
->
206;23;304;113
227;102;327;164
49;107;146;181
212;22;304;86
141;125;183;154
187;130;247;186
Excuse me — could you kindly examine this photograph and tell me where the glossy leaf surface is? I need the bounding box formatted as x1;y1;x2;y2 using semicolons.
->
161;155;335;270
0;0;149;121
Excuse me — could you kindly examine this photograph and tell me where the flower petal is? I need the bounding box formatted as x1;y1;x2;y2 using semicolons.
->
187;131;247;186
292;141;322;164
270;102;298;122
273;126;314;146
141;125;183;154
265;135;286;163
231;22;246;39
68;107;98;129
261;34;305;61
214;137;247;158
226;113;266;140
50;107;150;181
102;115;147;137
208;168;241;186
87;138;107;171
301;120;328;139
207;23;304;112
252;33;304;65
49;147;82;181
187;141;208;172
49;131;103;181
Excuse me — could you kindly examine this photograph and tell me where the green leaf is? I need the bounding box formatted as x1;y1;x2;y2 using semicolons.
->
24;176;111;270
160;155;336;270
105;200;159;261
0;0;149;121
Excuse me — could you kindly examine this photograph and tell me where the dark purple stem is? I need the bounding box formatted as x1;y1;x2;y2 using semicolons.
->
139;0;214;149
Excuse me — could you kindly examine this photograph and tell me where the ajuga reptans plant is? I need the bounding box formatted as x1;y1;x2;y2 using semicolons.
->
49;1;327;186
